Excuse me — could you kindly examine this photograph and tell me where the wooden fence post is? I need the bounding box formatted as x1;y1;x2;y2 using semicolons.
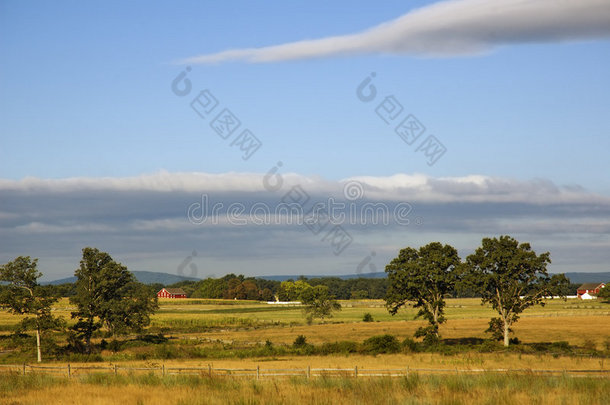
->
256;365;260;380
67;364;71;378
406;366;409;378
162;364;165;377
114;364;118;376
354;366;358;378
208;364;212;377
307;366;311;379
23;363;26;376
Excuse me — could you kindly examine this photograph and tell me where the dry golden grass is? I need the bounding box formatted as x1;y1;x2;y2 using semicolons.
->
2;296;610;404
193;315;610;349
8;351;607;374
2;372;608;405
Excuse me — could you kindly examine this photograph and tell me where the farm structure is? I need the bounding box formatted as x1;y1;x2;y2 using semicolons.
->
157;288;187;299
576;283;605;299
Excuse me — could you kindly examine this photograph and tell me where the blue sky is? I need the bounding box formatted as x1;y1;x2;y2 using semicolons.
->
1;0;610;280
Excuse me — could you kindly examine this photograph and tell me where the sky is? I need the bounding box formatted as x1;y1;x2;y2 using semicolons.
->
1;0;610;281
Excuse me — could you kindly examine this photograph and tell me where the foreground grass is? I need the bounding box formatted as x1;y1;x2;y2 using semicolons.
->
1;371;608;405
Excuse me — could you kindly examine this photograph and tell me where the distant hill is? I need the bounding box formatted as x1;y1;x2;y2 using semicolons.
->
44;271;200;286
43;270;608;286
259;271;609;284
562;272;610;284
258;272;386;281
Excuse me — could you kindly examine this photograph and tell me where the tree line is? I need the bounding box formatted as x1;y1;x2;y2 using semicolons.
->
174;275;390;301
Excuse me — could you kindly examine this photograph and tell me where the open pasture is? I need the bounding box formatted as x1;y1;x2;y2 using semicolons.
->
150;297;610;349
1;297;609;404
1;297;609;349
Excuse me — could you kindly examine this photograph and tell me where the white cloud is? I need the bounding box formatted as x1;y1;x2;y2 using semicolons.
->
348;174;609;204
179;0;610;64
2;171;609;205
13;222;117;234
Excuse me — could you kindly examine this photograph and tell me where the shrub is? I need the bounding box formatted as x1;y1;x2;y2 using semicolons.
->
154;344;179;359
293;335;307;348
402;337;418;353
509;337;520;345
316;341;359;355
362;335;400;354
362;313;374;322
108;339;123;352
478;340;499;353
550;341;571;352
414;326;440;346
137;334;168;344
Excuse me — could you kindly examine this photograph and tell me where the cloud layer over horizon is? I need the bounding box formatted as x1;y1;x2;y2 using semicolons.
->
1;171;609;280
180;0;610;64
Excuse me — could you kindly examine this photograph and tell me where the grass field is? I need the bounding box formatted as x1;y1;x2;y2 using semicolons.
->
2;372;609;405
1;297;609;404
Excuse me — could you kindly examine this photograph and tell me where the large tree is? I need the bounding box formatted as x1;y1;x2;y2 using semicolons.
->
70;248;157;353
102;282;158;336
464;235;568;346
0;256;63;362
385;242;461;341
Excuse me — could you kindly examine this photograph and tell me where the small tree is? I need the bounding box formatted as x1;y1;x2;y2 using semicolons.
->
300;285;341;324
385;242;461;341
464;236;568;347
0;256;63;362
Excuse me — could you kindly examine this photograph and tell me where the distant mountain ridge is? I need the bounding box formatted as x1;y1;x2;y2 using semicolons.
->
44;271;200;286
43;270;608;286
561;272;610;284
258;272;609;284
258;272;386;281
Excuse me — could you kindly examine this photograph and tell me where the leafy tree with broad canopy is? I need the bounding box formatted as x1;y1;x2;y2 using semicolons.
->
0;256;64;362
299;285;341;324
278;280;312;301
463;235;568;347
385;242;461;342
70;247;158;353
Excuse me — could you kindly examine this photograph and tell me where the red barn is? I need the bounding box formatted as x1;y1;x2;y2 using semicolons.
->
576;283;605;298
157;288;187;299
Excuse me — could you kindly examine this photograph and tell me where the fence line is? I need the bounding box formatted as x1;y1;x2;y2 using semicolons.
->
0;363;608;379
